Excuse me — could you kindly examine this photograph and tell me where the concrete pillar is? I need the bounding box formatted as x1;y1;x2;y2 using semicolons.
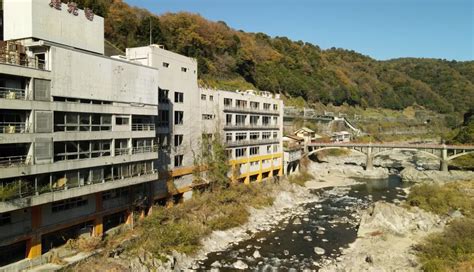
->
366;146;373;171
93;217;104;237
26;236;42;259
440;145;448;172
27;205;42;259
257;160;263;182
125;210;134;226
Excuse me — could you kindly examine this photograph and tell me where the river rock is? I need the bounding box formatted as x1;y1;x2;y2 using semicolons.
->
314;247;325;255
293;217;302;225
253;250;261;259
400;166;474;184
232;260;248;270
211;261;222;268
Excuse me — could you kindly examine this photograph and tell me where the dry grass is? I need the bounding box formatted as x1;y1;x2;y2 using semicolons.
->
127;182;276;258
408;181;474;271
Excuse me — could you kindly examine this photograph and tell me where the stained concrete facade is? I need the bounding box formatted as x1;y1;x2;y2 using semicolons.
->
0;0;286;268
4;0;104;54
200;89;284;183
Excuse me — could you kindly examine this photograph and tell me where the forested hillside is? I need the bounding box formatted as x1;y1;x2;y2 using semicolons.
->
67;0;473;115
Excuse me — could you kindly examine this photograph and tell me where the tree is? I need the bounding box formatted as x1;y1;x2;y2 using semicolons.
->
193;132;230;190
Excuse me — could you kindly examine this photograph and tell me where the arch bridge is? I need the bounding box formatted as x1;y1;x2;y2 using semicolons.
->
306;143;474;172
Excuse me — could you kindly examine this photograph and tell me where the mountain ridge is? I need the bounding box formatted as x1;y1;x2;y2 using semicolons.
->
64;0;474;115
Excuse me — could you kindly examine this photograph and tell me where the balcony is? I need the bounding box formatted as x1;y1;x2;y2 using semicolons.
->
224;105;279;115
0;155;31;168
224;123;280;130
131;123;156;131
0;87;26;100
0;41;47;71
226;138;279;147
115;145;158;156
0;122;28;134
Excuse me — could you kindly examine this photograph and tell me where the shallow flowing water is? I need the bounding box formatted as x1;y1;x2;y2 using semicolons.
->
198;175;409;271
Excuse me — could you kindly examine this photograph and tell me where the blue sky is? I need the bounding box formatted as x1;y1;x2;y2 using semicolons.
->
124;0;473;61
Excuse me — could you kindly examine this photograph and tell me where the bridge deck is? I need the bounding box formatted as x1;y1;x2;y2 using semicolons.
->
308;142;474;150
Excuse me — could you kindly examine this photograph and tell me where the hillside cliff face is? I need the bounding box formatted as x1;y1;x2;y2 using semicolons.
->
69;0;474;114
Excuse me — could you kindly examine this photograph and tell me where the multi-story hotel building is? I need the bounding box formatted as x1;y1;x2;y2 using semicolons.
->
0;0;284;268
200;89;284;183
0;0;163;267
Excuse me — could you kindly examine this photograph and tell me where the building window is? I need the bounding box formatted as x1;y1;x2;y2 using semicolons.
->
236;100;247;108
163;62;170;68
174;92;184;103
262;116;270;126
250;101;259;109
267;145;272;153
158;110;169;127
174;155;184;167
226;133;232;142
202;114;214;120
102;188;129;201
201;94;206;100
262;132;271;139
250;146;259;156
250;132;259;140
224;98;232;107
115;116;130;125
52;197;88;213
181;67;187;72
209;95;213;101
273;144;279;152
236;132;247;141
174;135;183;147
235;148;246;158
0;213;11;226
226;114;232;125
158;88;169;104
273;104;278;110
264;103;271;110
157;134;169;149
174;111;184;125
273;131;278;139
236;115;246;125
273;116;278;124
250;115;259;125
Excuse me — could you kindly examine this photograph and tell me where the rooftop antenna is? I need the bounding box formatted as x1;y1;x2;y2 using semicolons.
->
149;18;152;45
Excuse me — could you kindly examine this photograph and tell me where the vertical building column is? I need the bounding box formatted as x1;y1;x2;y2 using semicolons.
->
27;206;42;259
125;210;134;226
93;192;104;237
257;159;263;182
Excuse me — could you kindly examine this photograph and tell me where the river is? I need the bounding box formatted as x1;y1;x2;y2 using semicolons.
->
197;175;409;271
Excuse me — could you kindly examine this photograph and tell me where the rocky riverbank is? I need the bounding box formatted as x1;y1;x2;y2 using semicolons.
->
320;202;446;271
117;180;322;271
401;166;474;184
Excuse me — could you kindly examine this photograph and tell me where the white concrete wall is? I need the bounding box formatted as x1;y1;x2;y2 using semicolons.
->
4;0;104;54
51;46;159;105
126;45;200;170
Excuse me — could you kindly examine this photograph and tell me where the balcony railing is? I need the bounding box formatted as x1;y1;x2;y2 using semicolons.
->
115;145;158;156
0;122;28;134
132;123;156;131
132;145;158;154
0;155;30;168
0;87;26;100
226;138;279;147
224;105;279;115
0;54;47;70
224;123;280;130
